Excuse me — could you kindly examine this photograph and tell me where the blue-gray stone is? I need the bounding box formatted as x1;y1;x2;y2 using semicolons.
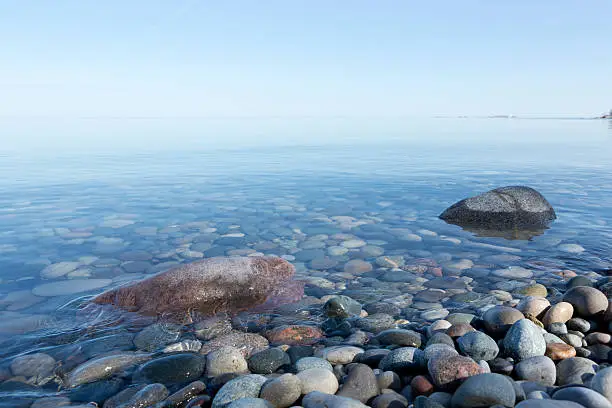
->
227;398;273;408
514;356;556;386
552;387;611;408
295;357;333;372
378;347;423;373
503;319;545;361
451;373;516;408
212;375;268;408
457;331;499;361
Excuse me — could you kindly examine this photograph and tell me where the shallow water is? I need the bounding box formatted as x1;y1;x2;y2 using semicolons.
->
0;118;611;403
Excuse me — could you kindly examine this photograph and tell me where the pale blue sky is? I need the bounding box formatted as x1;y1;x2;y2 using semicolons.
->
1;1;611;118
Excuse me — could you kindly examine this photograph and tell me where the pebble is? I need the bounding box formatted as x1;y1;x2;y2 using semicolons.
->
482;306;525;336
355;313;396;333
336;363;379;402
259;373;302;408
248;348;291;374
563;286;608;317
67;353;151;388
120;383;169;408
376;371;401;391
137;353;206;384
514;356;556;386
516;297;551;318
428;354;483;390
375;329;422;347
194;316;233;341
302;391;368;408
451;373;516;408
503;319;546;361
379;347;423;373
344;259;373;274
40;261;81;278
542;302;574;326
591;366;612;403
556;356;599;385
446;323;476;339
200;332;269;357
517;284;548;297
296;367;339;394
265;325;324;346
164;381;207;407
133;323;181;352
10;353;56;379
492;266;533;279
212;374;268;408
324;295;362;318
545;343;576;360
227;398;273;408
296;357;333;372
515;401;586;408
552;387;612;408
457;331;499;361
316;346;364;364
206;346;248;377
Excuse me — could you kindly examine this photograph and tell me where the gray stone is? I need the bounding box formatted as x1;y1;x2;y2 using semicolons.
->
355;313;396;333
457;331;499;361
296;357;333;372
248;348;291;374
556;357;598;386
515;401;586;408
337;363;379;403
503;319;546;361
324;295;362;318
379;347;422;373
206;346;248;377
227;398;273;408
133;323;180;352
296;367;339;394
121;383;169;408
591;366;612;403
552;387;611;408
10;353;56;379
302;391;368;408
371;390;409;407
514;356;556;386
375;329;422;347
483;306;525;336
439;186;556;231
137;353;206;384
67;353;151;388
212;375;268;408
563;287;608;317
260;373;302;408
450;373;516;408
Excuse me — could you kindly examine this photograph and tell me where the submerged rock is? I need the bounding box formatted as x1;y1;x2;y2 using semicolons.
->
439;186;556;236
92;257;296;320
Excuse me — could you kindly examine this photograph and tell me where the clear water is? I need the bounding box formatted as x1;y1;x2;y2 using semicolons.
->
0;118;610;401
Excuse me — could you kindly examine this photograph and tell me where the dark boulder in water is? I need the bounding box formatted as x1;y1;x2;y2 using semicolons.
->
440;186;556;238
92;257;298;322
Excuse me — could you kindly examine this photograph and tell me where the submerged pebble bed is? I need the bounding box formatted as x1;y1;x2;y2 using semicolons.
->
0;149;611;407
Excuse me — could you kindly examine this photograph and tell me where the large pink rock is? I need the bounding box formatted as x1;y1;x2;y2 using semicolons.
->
92;257;297;321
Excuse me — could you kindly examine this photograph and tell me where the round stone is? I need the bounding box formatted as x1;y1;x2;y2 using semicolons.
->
227;398;273;408
516;297;551;318
10;353;56;378
591;366;612;403
517;284;548;298
265;325;323;346
336;363;379;403
296;357;333;372
502;319;546;361
492;267;533;279
446;323;475;339
483;306;525;336
379;347;423;373
138;354;206;384
316;346;364;365
542;302;574;327
545;343;576;360
428;355;483;390
515;401;586;408
324;296;362;318
552;387;611;408
206;346;248;377
344;260;373;275
457;331;499;361
423;343;459;366
566;276;594;289
355;313;396;333
134;324;180;352
556;357;598;385
563;287;608;317
248;348;291;374
342;239;367;248
514;356;556;386
212;375;268;408
450;373;516;408
566;318;591;333
259;374;301;408
374;329;422;347
296;368;339;395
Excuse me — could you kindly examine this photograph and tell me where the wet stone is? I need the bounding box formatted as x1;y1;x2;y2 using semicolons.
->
248;348;291;374
212;374;268;408
206;346;248;377
137;353;206;384
133;323;181;352
375;329;422;347
355;313;396;333
324;295;362;318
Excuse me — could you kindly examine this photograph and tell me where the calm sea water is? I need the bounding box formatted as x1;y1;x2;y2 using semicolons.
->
0;118;610;400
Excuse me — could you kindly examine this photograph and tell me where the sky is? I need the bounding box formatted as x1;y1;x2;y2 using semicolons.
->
1;0;611;120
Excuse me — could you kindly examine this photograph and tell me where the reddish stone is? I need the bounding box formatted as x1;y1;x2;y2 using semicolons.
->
430;267;443;277
429;355;484;390
446;323;475;338
92;256;296;322
266;325;324;346
411;375;434;396
545;343;576;361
